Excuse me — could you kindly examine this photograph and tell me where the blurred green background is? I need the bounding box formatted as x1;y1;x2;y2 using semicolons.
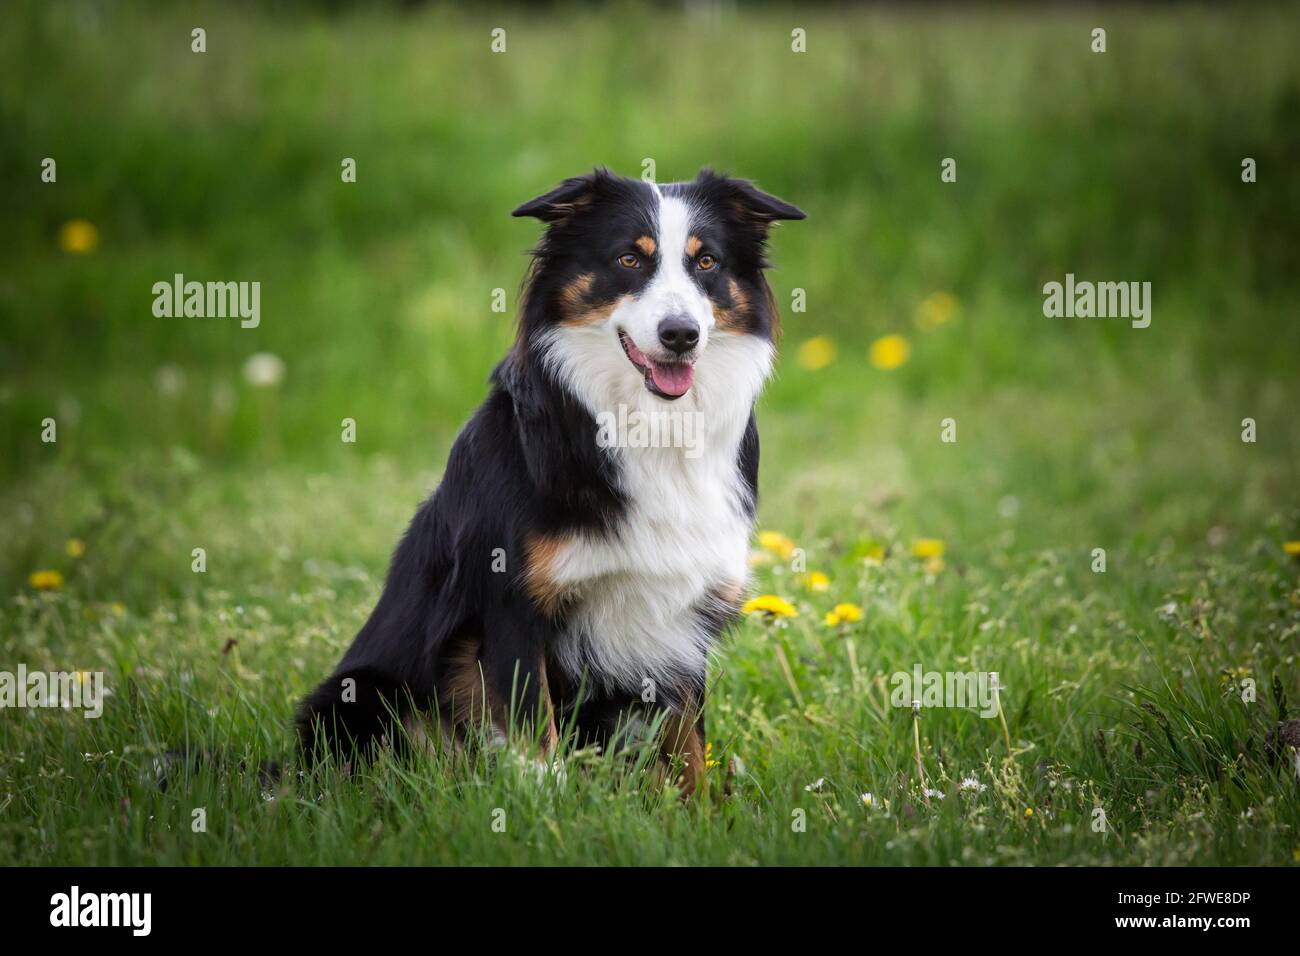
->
4;1;1297;489
1;1;1299;864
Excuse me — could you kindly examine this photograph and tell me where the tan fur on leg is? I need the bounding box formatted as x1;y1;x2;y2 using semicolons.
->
659;703;706;798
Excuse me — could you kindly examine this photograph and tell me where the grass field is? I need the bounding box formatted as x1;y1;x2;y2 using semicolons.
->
2;1;1299;865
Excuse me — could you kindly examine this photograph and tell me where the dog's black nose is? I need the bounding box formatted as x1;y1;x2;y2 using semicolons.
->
657;315;700;355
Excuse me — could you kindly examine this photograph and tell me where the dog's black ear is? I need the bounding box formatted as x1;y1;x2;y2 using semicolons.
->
696;169;806;223
731;179;806;222
512;168;613;222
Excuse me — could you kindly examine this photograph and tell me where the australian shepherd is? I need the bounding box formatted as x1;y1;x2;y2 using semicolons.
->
297;168;804;794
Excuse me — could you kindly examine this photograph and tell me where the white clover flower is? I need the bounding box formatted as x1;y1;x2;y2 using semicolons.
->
243;352;286;388
805;777;825;792
154;364;186;397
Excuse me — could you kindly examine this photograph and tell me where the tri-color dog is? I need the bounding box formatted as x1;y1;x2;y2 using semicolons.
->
298;168;804;793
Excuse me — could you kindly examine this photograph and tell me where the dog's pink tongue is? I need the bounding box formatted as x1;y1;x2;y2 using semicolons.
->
624;337;649;367
650;361;694;397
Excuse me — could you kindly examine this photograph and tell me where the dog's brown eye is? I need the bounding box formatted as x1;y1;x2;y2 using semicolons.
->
617;253;639;269
697;254;717;271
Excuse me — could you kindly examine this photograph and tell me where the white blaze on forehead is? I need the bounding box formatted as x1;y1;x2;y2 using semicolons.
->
653;187;694;274
620;185;714;345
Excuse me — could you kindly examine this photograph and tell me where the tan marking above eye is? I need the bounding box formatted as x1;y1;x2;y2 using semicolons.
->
685;235;703;257
634;236;656;257
617;253;640;269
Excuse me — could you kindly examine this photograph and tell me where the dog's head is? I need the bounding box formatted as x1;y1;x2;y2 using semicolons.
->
513;168;804;404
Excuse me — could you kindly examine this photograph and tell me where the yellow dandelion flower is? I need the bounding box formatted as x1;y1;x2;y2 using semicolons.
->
29;570;64;590
915;291;960;331
911;538;945;559
58;219;99;255
1024;807;1034;819
741;594;798;618
796;335;836;371
66;538;86;559
831;602;863;622
823;611;841;626
705;742;720;770
757;530;796;560
869;334;910;370
803;571;830;592
1284;541;1300;556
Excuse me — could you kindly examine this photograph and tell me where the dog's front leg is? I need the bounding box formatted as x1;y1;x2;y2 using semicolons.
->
478;599;559;755
658;696;706;798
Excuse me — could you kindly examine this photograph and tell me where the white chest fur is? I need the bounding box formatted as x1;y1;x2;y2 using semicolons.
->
539;327;772;694
549;437;754;693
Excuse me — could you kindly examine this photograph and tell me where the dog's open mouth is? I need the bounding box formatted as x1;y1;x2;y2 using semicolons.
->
618;329;695;399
